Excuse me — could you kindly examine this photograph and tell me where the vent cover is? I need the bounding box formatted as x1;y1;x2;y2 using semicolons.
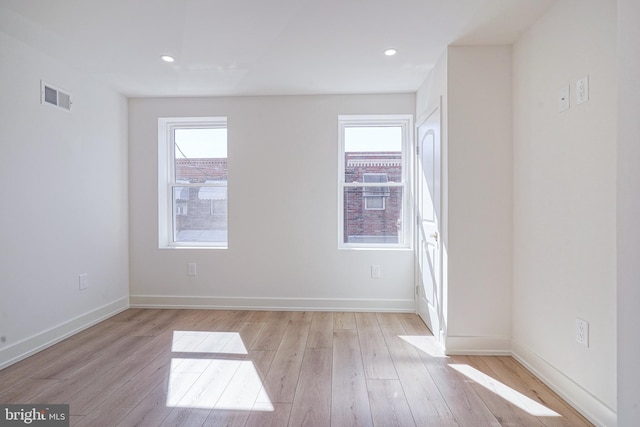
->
41;80;72;111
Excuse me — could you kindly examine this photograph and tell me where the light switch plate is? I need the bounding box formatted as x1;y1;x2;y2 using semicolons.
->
558;85;570;112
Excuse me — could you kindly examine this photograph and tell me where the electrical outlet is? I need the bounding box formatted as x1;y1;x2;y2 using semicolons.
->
371;265;381;279
576;318;589;347
576;76;589;104
79;273;88;290
188;263;197;276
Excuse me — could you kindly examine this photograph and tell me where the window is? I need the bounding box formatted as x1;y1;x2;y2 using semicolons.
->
158;117;228;248
338;115;412;248
363;173;389;210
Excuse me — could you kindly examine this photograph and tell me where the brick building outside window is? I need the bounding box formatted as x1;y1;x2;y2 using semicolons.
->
343;151;403;244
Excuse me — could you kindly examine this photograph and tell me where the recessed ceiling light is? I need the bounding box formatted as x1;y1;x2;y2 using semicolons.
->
161;55;175;63
384;48;397;56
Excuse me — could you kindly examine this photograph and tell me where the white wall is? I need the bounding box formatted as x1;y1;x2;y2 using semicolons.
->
416;47;513;353
446;46;513;353
416;53;447;123
617;0;640;424
128;94;415;311
512;0;617;424
0;32;129;369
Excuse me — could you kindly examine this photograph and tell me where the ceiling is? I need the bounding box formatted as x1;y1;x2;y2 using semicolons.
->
0;0;556;97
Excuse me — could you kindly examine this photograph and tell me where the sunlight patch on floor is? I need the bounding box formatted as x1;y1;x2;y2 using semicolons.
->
166;331;273;412
399;335;446;357
448;364;560;417
171;331;248;354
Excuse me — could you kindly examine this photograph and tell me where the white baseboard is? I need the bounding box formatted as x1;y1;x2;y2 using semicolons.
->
444;335;512;355
511;339;617;427
129;294;415;312
0;297;129;371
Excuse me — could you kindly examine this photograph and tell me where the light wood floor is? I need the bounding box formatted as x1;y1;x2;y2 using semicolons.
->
0;309;593;426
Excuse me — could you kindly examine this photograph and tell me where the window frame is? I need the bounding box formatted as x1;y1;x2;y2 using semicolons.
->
158;116;228;249
338;114;413;249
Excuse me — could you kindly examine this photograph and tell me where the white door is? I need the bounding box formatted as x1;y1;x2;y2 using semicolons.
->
415;103;443;341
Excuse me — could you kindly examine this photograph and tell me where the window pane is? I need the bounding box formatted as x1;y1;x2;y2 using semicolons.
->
173;185;228;243
363;173;390;199
174;128;227;182
344;127;402;152
344;127;402;183
343;187;403;244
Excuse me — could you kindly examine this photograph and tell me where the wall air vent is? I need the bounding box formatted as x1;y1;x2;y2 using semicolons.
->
41;80;71;111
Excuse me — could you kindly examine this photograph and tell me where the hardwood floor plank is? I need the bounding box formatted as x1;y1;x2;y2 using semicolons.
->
374;312;403;326
245;310;273;322
379;323;458;426
333;312;356;329
0;342;75;391
466;356;593;427
105;307;146;322
355;313;397;380
172;309;222;330
331;330;374;427
208;312;247;333
245;402;293;427
24;321;135;380
170;359;239;408
233;321;267;351
449;355;547;427
0;378;63;403
107;307;167;324
367;379;416;427
216;350;275;407
115;380;174;427
247;350;277;382
159;407;211;427
412;348;501;425
397;313;433;335
69;415;84;425
70;330;175;415
393;321;501;426
215;359;266;410
289;348;332;426
130;309;187;337
291;311;314;322
250;311;293;351
75;308;229;426
26;336;154;412
203;409;251;427
307;312;333;349
74;351;173;426
260;316;310;403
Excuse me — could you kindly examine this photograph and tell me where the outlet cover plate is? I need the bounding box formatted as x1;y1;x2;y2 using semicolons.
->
576;76;589;104
188;263;197;276
576;318;589;347
371;265;381;279
79;273;88;290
